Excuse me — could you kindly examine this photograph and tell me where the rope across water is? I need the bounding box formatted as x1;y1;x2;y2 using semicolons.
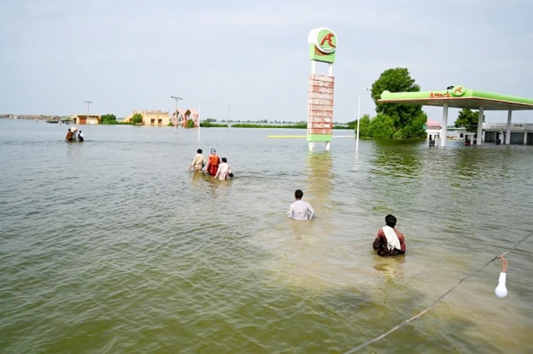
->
344;233;532;354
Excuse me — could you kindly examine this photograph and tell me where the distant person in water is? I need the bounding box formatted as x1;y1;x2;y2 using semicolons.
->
205;148;220;176
214;157;233;180
65;129;74;141
287;189;315;220
77;130;84;142
189;148;206;172
373;214;406;256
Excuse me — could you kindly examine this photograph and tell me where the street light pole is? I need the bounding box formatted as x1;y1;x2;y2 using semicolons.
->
356;88;369;154
197;101;203;146
84;100;93;124
170;95;183;128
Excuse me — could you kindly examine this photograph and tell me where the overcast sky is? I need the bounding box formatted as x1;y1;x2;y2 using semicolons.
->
1;0;532;123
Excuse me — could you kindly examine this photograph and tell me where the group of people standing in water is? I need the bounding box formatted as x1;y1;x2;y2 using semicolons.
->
190;149;405;257
65;127;84;142
189;148;233;181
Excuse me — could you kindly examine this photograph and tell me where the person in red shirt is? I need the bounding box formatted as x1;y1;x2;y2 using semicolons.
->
205;148;221;176
373;214;406;256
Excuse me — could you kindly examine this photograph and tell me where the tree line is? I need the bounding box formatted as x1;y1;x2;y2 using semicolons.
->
100;68;481;135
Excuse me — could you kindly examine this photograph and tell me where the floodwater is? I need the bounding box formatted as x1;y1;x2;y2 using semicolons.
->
1;119;532;354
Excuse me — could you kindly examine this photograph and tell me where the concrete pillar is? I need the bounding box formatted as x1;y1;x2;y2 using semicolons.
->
524;132;528;145
328;63;333;76
477;107;484;145
441;104;448;147
506;110;512;145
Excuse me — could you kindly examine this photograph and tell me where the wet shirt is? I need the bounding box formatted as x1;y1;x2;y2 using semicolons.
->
215;162;232;180
207;154;220;175
373;227;406;256
191;154;206;169
287;200;315;221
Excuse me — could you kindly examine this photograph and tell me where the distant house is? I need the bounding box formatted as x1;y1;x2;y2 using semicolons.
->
72;114;101;125
425;119;442;146
123;110;170;126
171;108;199;128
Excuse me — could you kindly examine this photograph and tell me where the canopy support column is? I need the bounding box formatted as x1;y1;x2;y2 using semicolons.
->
476;107;484;145
505;110;513;145
441;103;448;147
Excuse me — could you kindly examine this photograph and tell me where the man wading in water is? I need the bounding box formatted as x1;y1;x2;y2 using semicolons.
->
372;214;406;256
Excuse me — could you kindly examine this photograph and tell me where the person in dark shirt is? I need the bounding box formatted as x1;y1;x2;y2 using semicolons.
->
373;214;406;256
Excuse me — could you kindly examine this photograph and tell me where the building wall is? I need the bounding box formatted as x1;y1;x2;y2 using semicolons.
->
72;115;100;125
124;110;170;126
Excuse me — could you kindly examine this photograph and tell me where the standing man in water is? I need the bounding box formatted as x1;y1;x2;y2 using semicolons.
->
287;189;315;220
65;128;74;141
205;148;220;176
189;148;206;172
214;157;233;180
373;214;406;256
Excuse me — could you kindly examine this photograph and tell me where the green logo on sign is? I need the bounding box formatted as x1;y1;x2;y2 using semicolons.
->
316;29;336;54
308;27;337;63
451;86;466;97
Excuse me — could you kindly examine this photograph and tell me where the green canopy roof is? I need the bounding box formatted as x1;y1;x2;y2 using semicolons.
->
378;87;533;111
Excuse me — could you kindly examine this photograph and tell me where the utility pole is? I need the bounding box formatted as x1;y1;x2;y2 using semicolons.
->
356;88;369;154
170;95;183;127
85;100;93;123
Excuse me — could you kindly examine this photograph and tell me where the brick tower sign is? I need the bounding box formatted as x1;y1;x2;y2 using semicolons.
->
306;27;337;151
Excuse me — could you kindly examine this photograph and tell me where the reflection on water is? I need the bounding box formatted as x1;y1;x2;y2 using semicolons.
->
371;139;424;178
1;120;532;354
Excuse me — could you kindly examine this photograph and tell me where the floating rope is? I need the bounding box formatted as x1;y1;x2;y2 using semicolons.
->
344;233;532;354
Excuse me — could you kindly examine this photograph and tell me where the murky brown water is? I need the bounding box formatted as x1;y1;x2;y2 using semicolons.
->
1;119;532;353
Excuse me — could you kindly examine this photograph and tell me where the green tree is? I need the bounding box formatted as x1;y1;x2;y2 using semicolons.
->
357;114;372;138
369;113;396;139
131;113;143;125
454;108;483;132
186;119;196;128
369;68;427;138
101;114;117;124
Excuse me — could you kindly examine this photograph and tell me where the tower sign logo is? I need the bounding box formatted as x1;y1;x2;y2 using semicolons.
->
308;27;337;63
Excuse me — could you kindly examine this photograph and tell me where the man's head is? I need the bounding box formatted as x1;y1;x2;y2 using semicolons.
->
294;189;303;200
221;157;227;163
197;149;202;154
385;214;397;228
211;148;216;154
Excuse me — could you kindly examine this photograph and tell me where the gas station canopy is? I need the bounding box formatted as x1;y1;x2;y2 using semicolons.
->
378;86;533;111
377;86;533;147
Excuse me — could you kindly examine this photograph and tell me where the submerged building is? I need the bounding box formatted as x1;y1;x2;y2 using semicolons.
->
122;110;170;126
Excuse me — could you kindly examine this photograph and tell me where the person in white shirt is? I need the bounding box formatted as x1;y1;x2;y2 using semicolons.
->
287;189;315;220
214;157;233;180
189;149;206;172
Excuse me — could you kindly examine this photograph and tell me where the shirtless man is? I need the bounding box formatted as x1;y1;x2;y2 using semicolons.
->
65;129;74;141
